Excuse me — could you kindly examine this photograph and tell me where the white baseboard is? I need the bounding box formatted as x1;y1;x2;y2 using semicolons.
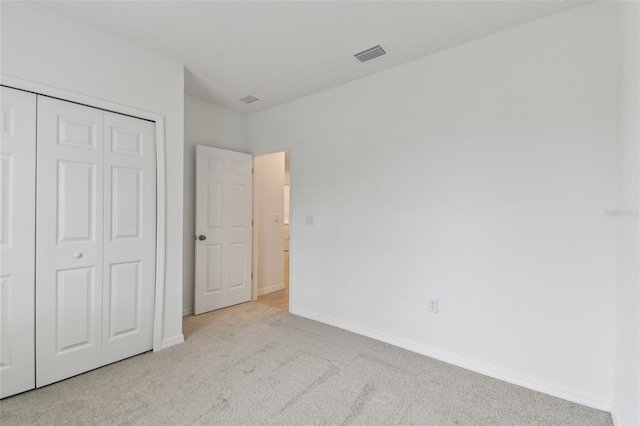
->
608;405;637;426
183;307;194;317
289;306;611;412
257;283;285;296
161;334;185;350
610;408;619;426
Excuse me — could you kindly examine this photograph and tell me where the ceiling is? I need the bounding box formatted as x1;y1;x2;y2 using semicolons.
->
37;1;587;114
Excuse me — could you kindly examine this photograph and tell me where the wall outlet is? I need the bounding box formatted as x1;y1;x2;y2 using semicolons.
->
305;215;314;226
428;297;438;313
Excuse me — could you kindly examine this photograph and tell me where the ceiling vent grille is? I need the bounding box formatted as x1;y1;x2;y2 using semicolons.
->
354;45;386;62
239;95;260;104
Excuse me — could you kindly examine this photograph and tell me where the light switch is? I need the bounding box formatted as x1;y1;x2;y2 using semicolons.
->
305;215;314;226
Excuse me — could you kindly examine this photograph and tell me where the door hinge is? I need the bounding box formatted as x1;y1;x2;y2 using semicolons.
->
251;272;253;279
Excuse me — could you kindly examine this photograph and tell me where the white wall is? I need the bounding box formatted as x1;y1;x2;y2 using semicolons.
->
183;95;246;316
247;3;619;408
611;2;640;425
0;2;185;347
254;152;285;296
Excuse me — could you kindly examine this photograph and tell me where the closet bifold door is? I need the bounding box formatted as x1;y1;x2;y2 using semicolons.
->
101;111;156;365
35;96;156;388
36;96;104;387
0;87;37;398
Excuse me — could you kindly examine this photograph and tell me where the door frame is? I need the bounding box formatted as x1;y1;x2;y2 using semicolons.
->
0;74;168;352
252;148;293;311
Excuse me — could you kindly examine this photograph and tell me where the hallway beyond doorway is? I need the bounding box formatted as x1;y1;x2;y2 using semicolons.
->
254;150;290;311
258;248;289;311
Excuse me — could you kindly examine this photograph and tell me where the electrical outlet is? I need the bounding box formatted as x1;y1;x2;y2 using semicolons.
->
428;297;438;313
305;215;314;226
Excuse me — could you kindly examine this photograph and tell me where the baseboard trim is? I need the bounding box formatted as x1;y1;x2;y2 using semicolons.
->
257;283;285;296
161;334;185;350
183;307;194;317
610;408;619;426
289;306;611;412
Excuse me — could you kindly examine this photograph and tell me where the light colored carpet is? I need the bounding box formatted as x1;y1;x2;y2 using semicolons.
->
0;302;612;425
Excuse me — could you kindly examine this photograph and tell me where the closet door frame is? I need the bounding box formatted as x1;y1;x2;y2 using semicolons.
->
1;75;167;352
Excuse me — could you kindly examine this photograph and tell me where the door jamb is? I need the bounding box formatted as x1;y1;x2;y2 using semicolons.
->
0;74;168;352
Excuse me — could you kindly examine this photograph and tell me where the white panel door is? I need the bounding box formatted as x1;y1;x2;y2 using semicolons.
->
36;96;104;387
0;87;36;398
102;112;155;365
195;146;253;314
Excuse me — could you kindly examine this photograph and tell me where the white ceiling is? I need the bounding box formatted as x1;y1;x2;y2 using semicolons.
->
37;1;586;114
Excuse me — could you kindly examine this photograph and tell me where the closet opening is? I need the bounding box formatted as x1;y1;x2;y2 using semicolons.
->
0;81;167;399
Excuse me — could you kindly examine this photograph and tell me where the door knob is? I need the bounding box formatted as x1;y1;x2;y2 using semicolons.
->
73;252;83;259
198;235;206;241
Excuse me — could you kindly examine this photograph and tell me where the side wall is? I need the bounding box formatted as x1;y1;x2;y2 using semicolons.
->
1;2;185;347
611;2;640;425
247;3;619;408
183;95;247;316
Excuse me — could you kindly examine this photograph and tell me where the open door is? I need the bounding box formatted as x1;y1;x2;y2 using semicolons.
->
194;145;253;315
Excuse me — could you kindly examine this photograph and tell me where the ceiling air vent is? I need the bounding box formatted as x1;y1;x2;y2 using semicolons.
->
239;95;260;104
354;45;386;62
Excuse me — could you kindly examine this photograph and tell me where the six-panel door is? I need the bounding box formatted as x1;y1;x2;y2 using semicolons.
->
194;145;253;315
36;97;105;387
102;112;156;366
0;87;37;399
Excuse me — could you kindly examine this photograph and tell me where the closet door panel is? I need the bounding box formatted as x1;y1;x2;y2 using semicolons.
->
0;87;36;399
102;112;155;365
36;97;104;387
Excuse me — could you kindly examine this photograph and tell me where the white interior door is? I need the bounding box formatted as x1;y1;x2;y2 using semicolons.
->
36;96;105;387
102;112;155;365
0;87;36;398
194;146;253;315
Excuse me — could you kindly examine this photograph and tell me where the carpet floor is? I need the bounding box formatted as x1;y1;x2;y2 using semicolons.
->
0;302;612;425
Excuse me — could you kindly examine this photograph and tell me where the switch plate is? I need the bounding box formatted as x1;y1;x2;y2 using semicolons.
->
428;297;438;313
305;215;314;226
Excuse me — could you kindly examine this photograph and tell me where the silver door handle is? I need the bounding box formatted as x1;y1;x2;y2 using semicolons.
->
198;235;206;241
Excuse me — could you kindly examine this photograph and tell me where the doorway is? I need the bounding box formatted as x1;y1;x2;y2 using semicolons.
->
254;150;290;311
